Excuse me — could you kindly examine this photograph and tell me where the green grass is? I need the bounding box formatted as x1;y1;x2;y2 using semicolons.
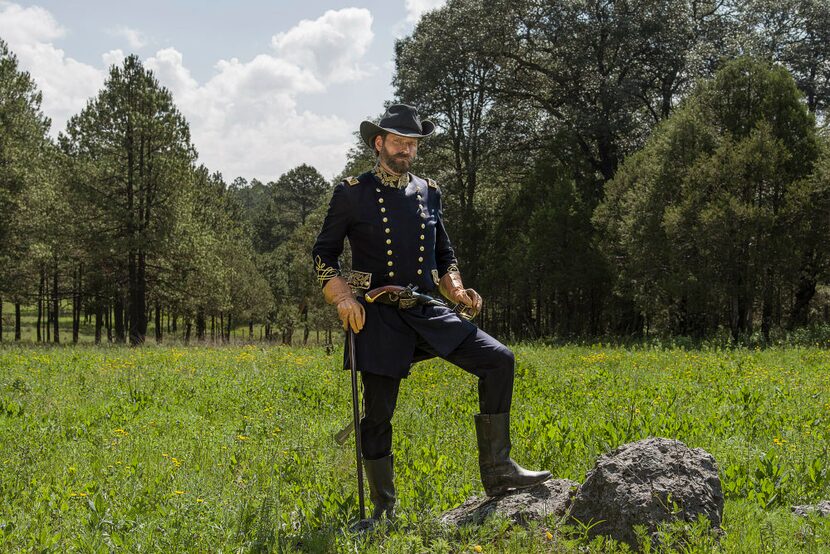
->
0;344;828;552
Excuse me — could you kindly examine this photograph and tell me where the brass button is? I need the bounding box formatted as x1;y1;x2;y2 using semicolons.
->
421;213;427;218
386;239;392;245
418;257;424;262
387;250;393;256
376;188;381;192
419;235;425;240
387;260;394;267
378;198;384;204
389;271;395;277
420;223;425;229
417;269;423;275
385;228;391;234
382;217;388;223
419;246;425;251
381;207;387;213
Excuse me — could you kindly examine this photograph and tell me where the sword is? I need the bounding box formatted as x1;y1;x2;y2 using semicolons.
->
347;329;366;520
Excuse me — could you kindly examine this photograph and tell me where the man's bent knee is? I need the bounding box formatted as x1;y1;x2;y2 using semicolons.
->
493;344;515;373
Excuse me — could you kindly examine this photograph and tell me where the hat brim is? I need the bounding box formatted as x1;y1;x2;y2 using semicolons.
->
360;120;435;148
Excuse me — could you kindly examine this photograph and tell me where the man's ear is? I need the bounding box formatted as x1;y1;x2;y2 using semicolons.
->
374;134;384;154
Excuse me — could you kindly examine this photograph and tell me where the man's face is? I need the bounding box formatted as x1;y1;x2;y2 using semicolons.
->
377;133;418;174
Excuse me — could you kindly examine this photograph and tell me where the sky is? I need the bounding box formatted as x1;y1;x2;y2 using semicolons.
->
0;0;447;182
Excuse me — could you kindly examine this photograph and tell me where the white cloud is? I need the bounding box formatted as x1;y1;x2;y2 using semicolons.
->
109;25;147;49
405;0;447;23
0;2;104;134
102;48;125;68
144;45;351;180
144;8;375;180
271;7;374;84
0;3;373;180
0;1;63;44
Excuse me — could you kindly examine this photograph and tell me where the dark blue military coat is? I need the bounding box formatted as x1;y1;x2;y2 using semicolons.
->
312;170;476;378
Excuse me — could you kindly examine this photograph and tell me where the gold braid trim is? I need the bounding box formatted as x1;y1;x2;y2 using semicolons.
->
446;263;460;274
344;270;372;290
372;164;409;189
315;255;339;286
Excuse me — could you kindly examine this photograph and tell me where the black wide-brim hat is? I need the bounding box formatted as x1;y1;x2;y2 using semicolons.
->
360;103;435;148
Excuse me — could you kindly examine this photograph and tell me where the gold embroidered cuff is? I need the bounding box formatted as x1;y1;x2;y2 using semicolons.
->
315;255;339;287
344;270;372;291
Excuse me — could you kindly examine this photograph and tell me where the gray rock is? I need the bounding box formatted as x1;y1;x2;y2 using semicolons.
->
792;500;830;518
439;479;578;527
569;437;723;546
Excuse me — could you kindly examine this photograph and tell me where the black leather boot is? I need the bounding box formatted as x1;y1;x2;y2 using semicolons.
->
364;453;396;520
474;413;552;496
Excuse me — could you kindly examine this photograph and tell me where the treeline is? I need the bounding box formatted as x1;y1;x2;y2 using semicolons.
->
376;0;830;342
0;43;337;345
2;0;830;346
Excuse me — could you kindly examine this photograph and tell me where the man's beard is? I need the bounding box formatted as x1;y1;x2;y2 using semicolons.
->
381;148;413;174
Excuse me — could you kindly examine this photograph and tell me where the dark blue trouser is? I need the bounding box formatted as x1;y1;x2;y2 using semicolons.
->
359;327;515;460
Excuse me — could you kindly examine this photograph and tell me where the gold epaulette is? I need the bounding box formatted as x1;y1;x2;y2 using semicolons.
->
345;176;360;186
427;178;439;190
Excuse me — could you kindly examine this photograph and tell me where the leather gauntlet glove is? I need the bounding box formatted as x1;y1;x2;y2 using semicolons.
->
439;271;482;319
323;277;365;333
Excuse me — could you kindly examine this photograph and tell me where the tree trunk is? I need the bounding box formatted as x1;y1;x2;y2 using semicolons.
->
0;297;3;342
106;302;113;343
172;313;177;333
761;272;774;344
128;250;147;345
155;302;162;343
37;267;44;342
185;319;192;344
71;267;78;344
95;304;103;345
790;274;816;330
46;297;51;343
225;313;231;344
249;319;254;341
72;263;82;344
210;315;215;341
15;303;21;341
114;293;126;343
52;260;60;344
196;309;206;341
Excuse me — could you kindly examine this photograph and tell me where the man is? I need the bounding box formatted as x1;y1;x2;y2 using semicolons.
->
312;104;550;524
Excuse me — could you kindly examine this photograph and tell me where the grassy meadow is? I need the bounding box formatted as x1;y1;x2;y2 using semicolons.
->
0;342;828;552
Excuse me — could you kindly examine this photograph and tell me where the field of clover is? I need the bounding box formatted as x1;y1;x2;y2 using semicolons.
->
0;343;828;552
